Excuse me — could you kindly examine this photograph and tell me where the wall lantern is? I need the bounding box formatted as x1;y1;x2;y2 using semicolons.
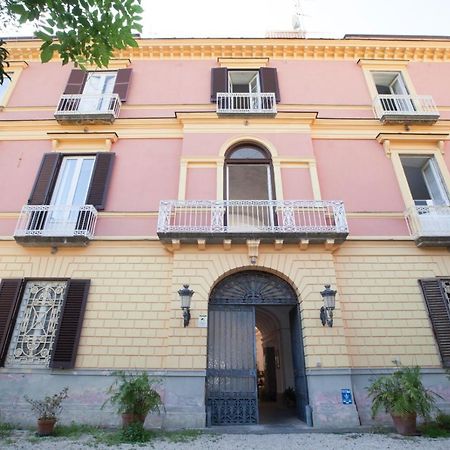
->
178;284;194;327
320;284;336;327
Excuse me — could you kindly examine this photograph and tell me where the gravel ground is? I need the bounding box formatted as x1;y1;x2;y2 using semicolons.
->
2;430;450;450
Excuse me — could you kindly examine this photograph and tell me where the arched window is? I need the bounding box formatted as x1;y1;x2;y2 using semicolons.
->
224;144;275;201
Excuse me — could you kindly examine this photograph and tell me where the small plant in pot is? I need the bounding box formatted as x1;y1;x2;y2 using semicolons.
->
367;365;440;436
104;371;162;428
24;387;69;436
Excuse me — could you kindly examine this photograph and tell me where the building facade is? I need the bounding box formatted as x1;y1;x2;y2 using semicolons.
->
0;35;450;429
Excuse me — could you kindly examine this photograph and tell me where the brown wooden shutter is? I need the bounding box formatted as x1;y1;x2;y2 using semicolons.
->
63;69;88;95
260;67;280;103
211;68;228;102
85;152;115;210
28;153;62;205
419;278;450;368
0;279;23;366
113;68;132;102
50;279;90;369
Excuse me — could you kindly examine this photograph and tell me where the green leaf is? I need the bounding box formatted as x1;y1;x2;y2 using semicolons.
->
40;45;55;63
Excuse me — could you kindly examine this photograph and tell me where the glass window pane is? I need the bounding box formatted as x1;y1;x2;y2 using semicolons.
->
51;158;78;205
228;165;270;200
72;158;95;205
228;147;268;160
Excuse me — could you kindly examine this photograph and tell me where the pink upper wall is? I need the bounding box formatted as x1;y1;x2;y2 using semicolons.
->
0;140;50;210
8;62;72;108
107;139;181;211
277;60;371;106
281;168;313;199
181;133;314;159
126;60;213;105
3;59;450;120
185;168;217;200
313;139;405;212
408;62;450;107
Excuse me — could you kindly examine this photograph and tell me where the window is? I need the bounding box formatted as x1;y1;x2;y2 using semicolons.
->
212;67;280;100
55;68;132;121
419;278;450;368
15;152;114;242
400;156;449;207
79;72;117;112
224;144;275;228
0;279;90;369
372;71;414;112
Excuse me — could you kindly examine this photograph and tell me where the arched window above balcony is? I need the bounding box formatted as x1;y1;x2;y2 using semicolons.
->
224;144;275;201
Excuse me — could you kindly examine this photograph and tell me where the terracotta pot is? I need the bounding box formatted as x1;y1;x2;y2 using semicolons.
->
121;413;146;428
391;413;417;436
37;418;57;436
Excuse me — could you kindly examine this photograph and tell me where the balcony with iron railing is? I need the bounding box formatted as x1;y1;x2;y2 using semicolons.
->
14;204;98;246
216;92;277;115
405;204;450;247
157;200;348;245
373;94;439;123
54;93;121;123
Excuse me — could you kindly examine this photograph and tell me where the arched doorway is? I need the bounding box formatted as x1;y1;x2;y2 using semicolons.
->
206;270;308;426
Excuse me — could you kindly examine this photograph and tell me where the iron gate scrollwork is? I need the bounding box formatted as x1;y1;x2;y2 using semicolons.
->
207;271;298;426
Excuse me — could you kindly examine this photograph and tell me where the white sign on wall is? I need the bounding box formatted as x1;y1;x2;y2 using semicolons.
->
198;314;208;328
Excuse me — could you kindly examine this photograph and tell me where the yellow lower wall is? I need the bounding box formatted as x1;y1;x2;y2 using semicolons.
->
0;239;448;371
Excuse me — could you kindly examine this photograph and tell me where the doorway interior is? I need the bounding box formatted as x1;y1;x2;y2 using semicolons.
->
206;270;308;426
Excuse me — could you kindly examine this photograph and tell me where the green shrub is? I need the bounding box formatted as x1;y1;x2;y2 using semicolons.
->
436;412;450;431
103;371;162;416
367;366;439;418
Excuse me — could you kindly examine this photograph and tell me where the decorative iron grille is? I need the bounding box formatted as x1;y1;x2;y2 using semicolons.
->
5;281;67;367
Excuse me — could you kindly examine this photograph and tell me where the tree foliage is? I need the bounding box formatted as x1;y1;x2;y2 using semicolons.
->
0;0;143;83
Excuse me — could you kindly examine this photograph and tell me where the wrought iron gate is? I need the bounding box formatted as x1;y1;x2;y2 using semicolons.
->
206;305;258;425
207;270;304;426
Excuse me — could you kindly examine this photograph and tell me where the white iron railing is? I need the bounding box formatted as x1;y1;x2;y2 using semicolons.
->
14;204;98;239
217;93;277;114
158;200;348;234
54;93;121;119
373;94;439;119
405;205;450;239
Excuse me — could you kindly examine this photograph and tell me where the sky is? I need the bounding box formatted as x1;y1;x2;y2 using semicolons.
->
2;0;449;39
143;0;450;38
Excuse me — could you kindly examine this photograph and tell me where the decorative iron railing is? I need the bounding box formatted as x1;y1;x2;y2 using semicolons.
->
405;205;450;239
14;204;98;239
216;93;277;114
54;93;121;119
158;200;348;234
373;94;439;120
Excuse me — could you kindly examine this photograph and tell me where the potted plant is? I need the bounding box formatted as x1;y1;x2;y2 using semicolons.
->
367;365;439;435
24;387;69;436
104;371;162;427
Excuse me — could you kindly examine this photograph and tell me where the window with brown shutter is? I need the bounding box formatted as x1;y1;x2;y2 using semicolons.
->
0;278;90;369
51;279;90;369
28;153;62;205
210;67;280;103
85;152;115;210
0;279;23;366
28;153;115;209
62;68;132;102
419;278;450;368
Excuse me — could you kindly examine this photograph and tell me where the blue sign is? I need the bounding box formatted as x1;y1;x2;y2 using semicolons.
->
341;389;353;405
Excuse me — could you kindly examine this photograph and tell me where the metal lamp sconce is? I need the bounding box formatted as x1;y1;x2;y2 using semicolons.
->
320;284;336;327
178;284;194;327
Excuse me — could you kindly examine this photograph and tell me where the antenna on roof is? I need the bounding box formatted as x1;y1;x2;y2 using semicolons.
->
292;0;306;38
